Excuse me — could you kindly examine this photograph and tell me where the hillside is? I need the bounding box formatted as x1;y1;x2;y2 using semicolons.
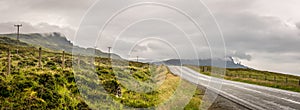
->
2;36;294;109
0;33;121;59
0;37;207;109
154;57;248;69
187;65;300;92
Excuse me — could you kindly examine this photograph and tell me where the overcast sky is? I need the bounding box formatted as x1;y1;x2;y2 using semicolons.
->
0;0;300;75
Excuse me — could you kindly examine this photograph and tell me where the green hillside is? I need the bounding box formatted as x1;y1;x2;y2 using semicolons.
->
0;37;205;109
187;65;300;92
0;33;121;59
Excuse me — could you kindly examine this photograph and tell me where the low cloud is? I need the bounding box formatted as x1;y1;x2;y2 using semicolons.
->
0;0;299;74
228;51;252;61
0;21;75;40
296;22;300;30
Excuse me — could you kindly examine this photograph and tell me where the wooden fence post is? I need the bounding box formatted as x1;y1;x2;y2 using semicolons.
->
38;47;42;68
77;54;81;66
7;49;11;75
62;51;65;69
264;76;267;80
298;79;300;86
204;67;207;72
285;77;288;83
274;76;276;82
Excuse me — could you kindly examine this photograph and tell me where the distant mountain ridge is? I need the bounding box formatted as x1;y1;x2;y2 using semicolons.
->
0;32;247;68
0;32;121;58
154;57;249;69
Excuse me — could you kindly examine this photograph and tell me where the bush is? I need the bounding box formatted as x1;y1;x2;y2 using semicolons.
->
102;80;119;94
18;60;36;67
45;61;56;68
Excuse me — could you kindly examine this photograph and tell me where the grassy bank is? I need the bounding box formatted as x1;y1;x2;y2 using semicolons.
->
0;37;205;109
187;66;300;92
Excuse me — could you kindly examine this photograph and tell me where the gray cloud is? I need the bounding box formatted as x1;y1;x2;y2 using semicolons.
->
202;0;300;74
228;51;252;61
0;22;75;40
296;22;300;30
0;0;300;75
0;0;95;29
218;12;300;54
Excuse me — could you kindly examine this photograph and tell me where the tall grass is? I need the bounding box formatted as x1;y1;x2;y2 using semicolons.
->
187;65;300;92
0;37;205;109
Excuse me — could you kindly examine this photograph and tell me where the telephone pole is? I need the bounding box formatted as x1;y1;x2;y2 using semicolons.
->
14;24;22;54
108;47;112;58
14;24;22;41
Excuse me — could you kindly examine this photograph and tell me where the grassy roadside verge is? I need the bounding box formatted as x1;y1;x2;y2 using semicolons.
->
187;65;300;93
0;37;206;109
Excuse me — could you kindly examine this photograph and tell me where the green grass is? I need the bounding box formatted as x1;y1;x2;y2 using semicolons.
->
0;42;87;109
0;37;205;109
187;65;300;92
184;88;204;110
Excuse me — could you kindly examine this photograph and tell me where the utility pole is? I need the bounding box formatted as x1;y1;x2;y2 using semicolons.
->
14;24;22;55
108;47;111;58
62;51;65;69
38;47;42;68
14;24;22;41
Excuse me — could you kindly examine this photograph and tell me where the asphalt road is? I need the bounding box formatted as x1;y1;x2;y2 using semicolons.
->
168;66;300;110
